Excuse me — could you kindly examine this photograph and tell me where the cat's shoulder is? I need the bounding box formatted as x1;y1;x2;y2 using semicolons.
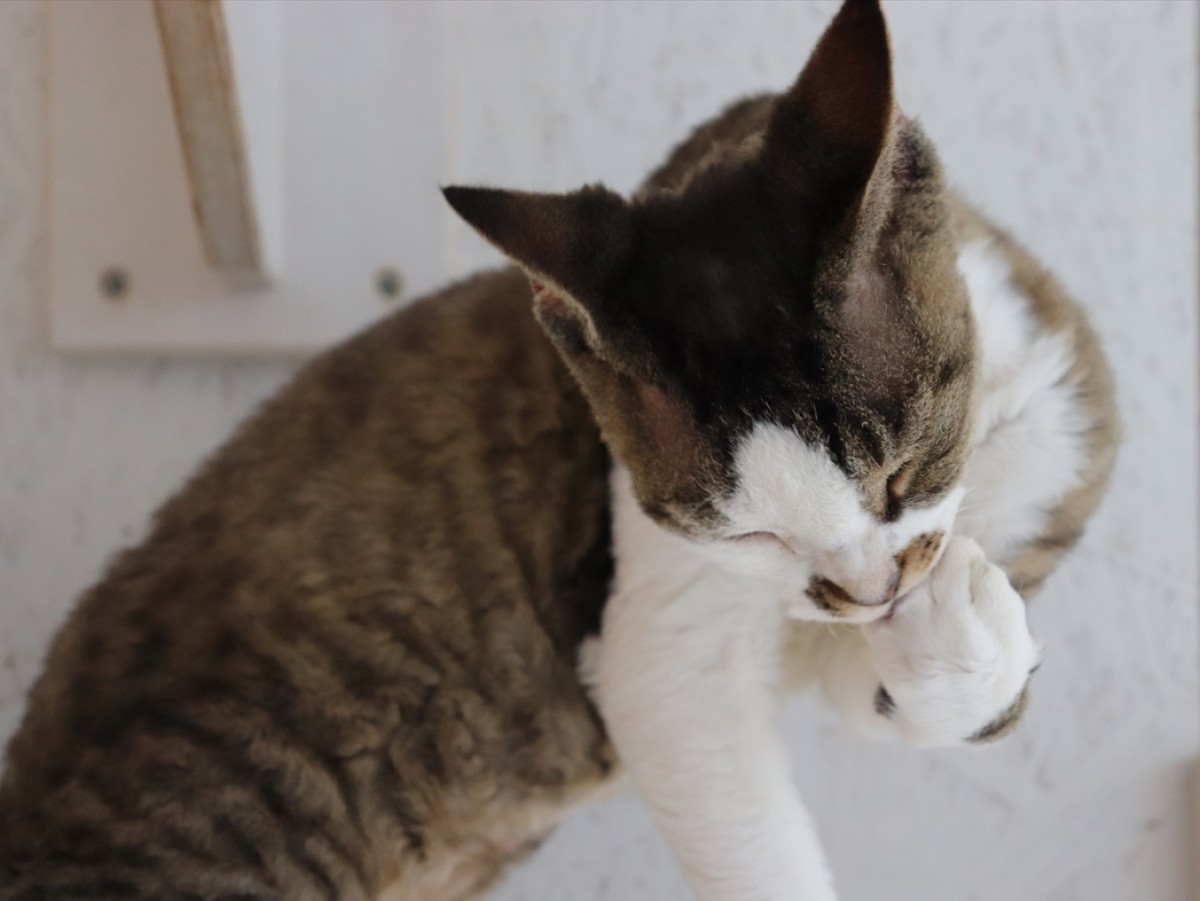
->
948;194;1119;590
948;193;1117;439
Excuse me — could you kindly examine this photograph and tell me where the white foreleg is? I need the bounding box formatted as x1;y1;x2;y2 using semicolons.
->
593;469;837;901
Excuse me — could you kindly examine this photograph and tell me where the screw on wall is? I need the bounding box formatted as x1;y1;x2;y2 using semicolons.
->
374;267;403;304
99;267;131;302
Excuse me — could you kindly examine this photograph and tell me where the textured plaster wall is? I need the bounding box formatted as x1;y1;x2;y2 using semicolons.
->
1;3;1196;900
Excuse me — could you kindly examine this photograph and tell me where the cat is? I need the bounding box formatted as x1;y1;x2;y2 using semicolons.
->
0;1;1117;900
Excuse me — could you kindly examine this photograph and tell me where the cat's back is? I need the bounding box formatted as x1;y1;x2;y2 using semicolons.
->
0;269;615;899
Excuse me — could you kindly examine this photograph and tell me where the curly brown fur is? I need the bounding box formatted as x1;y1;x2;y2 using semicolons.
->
0;271;616;901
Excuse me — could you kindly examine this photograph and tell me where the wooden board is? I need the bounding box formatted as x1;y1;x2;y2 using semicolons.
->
154;0;265;281
49;0;444;354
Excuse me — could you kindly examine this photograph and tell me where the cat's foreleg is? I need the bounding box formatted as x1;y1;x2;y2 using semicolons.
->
594;574;838;901
821;535;1042;747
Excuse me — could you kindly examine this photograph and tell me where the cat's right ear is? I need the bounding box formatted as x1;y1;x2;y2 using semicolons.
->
442;184;634;355
762;0;893;206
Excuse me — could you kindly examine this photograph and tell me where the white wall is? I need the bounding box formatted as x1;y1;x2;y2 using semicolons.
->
1;2;1196;900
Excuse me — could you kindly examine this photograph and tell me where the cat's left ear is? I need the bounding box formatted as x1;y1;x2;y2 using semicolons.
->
442;184;634;354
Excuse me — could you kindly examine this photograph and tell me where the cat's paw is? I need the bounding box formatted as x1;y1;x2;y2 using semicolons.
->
863;535;1042;747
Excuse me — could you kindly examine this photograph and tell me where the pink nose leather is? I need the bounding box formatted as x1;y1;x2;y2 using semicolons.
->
851;569;901;607
825;568;900;608
879;571;901;604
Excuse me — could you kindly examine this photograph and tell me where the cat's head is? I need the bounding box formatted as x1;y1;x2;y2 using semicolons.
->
445;0;976;623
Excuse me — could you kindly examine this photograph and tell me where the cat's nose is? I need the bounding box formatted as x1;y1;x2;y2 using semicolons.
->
812;539;900;609
856;567;900;606
806;561;901;615
880;570;901;604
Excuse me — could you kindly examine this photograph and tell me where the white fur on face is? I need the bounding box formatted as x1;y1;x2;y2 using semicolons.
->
699;422;964;622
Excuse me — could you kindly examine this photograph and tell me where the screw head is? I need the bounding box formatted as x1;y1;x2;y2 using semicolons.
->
99;267;130;302
374;267;403;303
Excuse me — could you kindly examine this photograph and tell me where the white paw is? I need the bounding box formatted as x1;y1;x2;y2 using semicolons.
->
863;535;1042;747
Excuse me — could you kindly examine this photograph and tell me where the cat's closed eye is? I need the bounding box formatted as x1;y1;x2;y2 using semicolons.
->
877;465;912;521
728;531;792;552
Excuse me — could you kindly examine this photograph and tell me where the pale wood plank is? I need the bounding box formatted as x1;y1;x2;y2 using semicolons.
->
153;0;264;281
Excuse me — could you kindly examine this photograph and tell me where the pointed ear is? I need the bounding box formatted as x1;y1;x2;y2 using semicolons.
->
442;184;632;298
763;0;893;202
443;184;633;353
